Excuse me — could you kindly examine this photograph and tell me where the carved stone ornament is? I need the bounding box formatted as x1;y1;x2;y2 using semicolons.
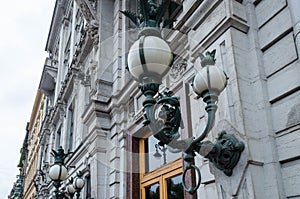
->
89;60;98;97
77;0;97;22
87;0;97;10
85;21;99;46
58;101;66;118
76;0;99;47
169;61;187;82
74;68;91;87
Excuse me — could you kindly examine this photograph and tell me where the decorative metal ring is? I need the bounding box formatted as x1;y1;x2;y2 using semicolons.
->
182;164;201;194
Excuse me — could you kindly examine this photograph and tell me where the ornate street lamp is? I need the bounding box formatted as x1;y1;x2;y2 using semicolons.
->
12;174;24;199
12;181;23;199
49;146;68;198
73;171;85;199
66;178;76;199
122;0;245;194
153;143;167;165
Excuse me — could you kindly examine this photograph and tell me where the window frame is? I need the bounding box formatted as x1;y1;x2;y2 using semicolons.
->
139;139;183;199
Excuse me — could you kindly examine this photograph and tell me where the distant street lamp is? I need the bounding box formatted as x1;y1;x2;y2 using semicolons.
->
49;146;68;198
73;171;85;199
12;181;23;199
153;143;167;165
12;174;24;199
66;178;76;199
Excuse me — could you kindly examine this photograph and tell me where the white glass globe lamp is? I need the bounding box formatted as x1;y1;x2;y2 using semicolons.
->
49;164;68;181
193;63;227;97
73;177;85;190
127;35;173;84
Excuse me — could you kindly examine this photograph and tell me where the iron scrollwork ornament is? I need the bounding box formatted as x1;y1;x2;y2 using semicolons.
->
150;91;181;146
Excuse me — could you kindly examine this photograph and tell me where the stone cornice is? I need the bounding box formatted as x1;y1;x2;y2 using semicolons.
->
190;17;249;58
45;0;71;52
187;0;249;58
76;0;97;23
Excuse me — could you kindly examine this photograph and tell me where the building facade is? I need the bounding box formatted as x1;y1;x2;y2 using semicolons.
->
22;91;46;199
18;0;300;199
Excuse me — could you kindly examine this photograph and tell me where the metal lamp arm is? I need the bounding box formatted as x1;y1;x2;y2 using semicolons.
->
182;91;219;194
185;106;217;154
139;83;160;125
185;91;218;154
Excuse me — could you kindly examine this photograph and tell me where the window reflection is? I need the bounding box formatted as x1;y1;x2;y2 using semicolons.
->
146;183;160;199
167;175;184;199
145;136;181;172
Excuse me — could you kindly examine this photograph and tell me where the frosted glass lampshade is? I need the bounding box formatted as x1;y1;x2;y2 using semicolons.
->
193;65;227;96
66;184;76;194
49;164;68;181
127;36;173;83
73;177;85;189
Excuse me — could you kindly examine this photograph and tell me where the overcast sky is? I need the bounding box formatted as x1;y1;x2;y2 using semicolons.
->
0;0;55;197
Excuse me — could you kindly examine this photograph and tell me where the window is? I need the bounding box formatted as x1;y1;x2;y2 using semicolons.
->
55;126;62;149
85;175;91;199
140;135;184;199
67;104;74;152
144;136;181;172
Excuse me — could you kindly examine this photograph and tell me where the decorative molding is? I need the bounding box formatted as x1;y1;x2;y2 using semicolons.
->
71;30;88;67
76;0;99;47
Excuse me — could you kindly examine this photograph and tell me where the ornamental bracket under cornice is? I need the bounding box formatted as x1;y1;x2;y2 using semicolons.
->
76;0;99;46
76;0;97;22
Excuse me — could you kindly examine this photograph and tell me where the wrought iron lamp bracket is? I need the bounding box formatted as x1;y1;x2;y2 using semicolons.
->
138;73;244;195
182;131;244;194
140;85;182;146
122;0;245;195
203;131;245;176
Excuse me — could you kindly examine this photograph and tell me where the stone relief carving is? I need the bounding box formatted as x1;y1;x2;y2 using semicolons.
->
48;119;56;131
169;61;187;82
85;20;99;47
73;65;91;87
71;30;87;66
87;0;97;10
58;100;67;118
89;59;98;97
